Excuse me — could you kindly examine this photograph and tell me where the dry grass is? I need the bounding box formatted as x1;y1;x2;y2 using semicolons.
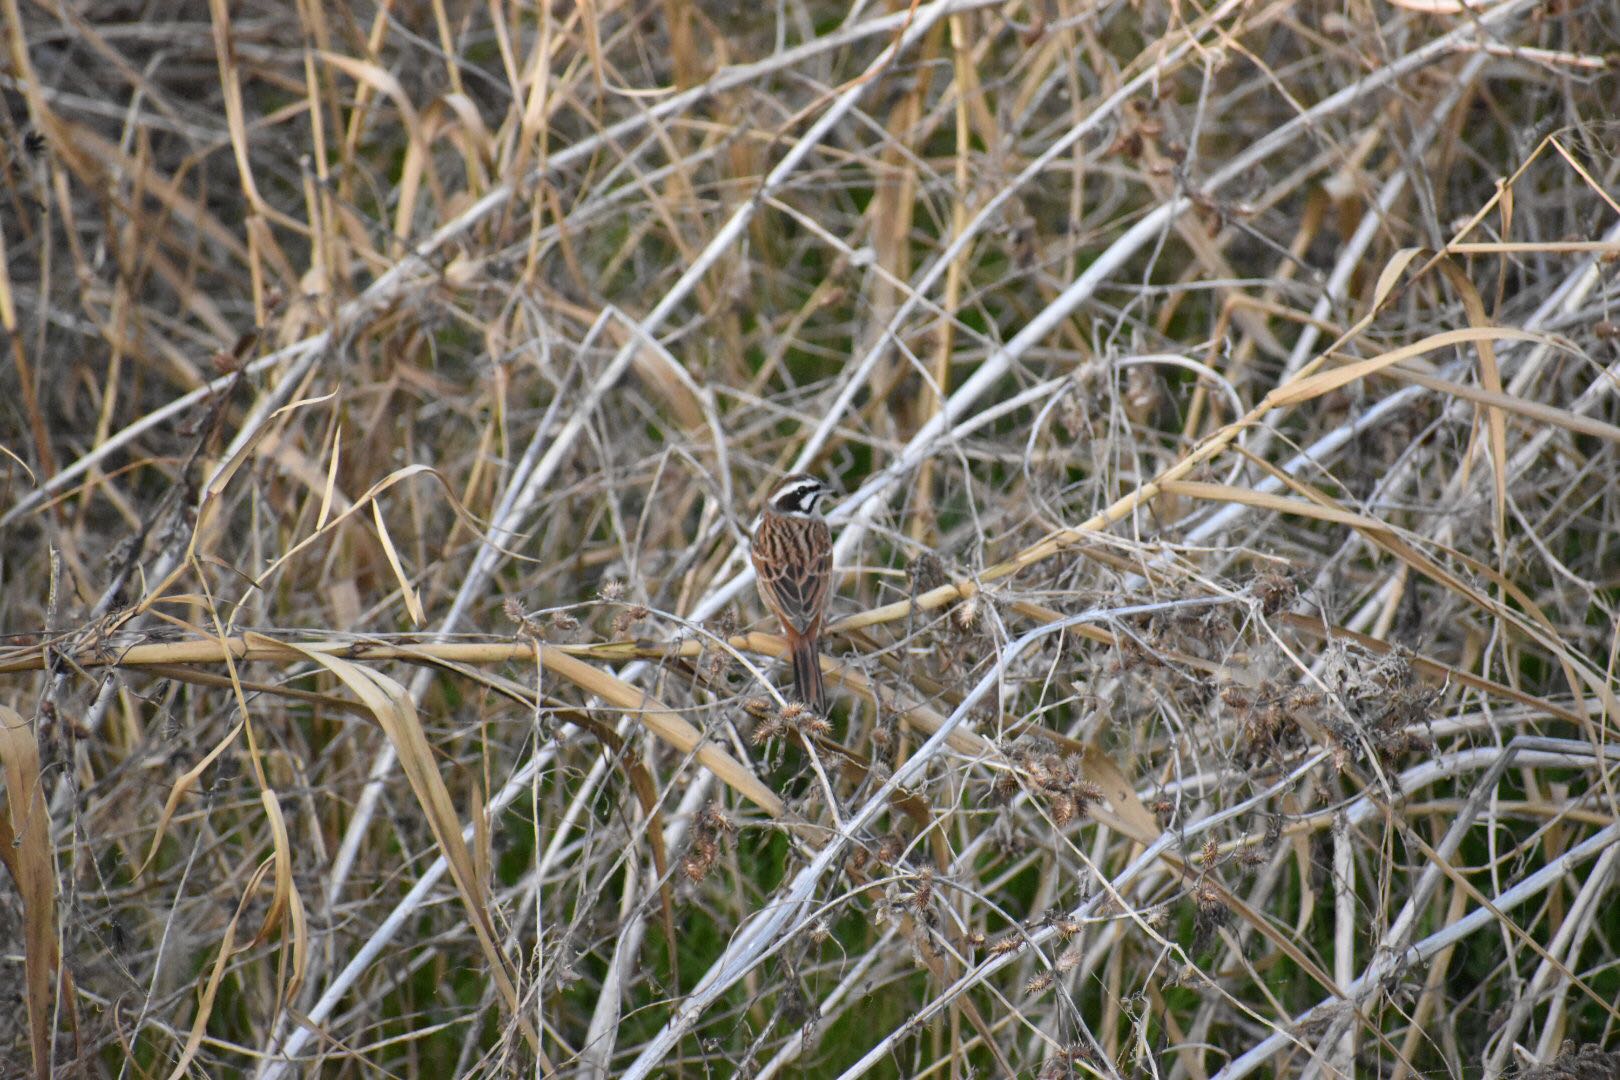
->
2;0;1620;1076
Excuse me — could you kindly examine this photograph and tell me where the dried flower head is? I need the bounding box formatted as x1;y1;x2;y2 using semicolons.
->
680;803;734;883
873;833;904;866
1055;940;1084;972
991;770;1022;803
611;604;650;636
908;868;934;909
1250;568;1300;614
1047;794;1073;826
908;551;948;594
701;611;738;681
782;702;830;740
680;841;715;882
1191;879;1231;954
1038;1043;1101;1080
987;935;1024;958
953;595;981;631
504;599;544;640
749;711;784;745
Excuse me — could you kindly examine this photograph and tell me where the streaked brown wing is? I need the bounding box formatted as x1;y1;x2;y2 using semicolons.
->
751;515;832;634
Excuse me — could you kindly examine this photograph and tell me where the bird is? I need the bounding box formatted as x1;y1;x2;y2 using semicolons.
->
751;473;835;713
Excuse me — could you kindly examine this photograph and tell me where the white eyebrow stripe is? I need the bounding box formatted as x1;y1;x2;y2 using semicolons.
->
773;477;825;511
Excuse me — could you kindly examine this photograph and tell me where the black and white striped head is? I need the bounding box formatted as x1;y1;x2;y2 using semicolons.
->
766;474;834;517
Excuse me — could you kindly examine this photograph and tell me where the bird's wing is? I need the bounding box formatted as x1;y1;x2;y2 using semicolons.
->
752;518;832;634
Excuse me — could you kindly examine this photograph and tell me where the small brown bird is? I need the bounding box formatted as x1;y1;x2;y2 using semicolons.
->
751;474;835;713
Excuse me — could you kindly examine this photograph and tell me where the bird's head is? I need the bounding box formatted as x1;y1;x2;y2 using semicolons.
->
766;474;833;517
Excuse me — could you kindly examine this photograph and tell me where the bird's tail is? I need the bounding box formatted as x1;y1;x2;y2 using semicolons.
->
790;634;826;714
